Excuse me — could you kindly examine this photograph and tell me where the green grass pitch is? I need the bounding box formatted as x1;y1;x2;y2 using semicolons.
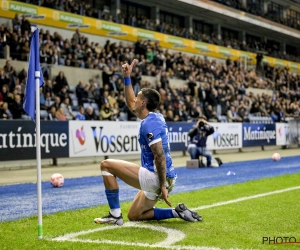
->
1;173;300;250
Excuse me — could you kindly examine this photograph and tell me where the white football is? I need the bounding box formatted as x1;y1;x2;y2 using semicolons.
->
272;153;281;162
50;173;64;187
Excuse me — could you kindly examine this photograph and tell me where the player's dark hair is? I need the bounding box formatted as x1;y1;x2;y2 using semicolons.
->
140;88;161;111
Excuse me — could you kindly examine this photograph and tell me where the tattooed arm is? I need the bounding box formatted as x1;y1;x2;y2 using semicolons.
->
150;141;172;206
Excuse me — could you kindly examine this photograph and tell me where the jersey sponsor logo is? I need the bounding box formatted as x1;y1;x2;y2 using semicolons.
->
147;133;154;141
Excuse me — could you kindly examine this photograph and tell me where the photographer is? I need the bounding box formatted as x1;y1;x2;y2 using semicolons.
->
187;115;214;167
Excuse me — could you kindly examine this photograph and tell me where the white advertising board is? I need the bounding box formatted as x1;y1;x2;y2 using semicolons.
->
276;123;290;145
69;121;141;157
206;123;242;150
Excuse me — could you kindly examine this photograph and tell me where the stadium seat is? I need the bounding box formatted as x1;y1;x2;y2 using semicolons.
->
72;106;79;111
72;99;78;107
21;115;31;120
95;110;100;119
217;105;222;116
73;111;79;118
83;103;90;109
70;93;77;100
69;86;75;93
40;110;48;120
91;103;99;110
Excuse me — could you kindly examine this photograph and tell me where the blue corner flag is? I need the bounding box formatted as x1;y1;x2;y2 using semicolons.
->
23;28;44;122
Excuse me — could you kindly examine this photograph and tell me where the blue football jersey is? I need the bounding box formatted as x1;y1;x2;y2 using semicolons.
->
138;112;176;178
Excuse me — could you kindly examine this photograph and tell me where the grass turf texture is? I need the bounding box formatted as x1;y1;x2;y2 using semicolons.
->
1;173;300;250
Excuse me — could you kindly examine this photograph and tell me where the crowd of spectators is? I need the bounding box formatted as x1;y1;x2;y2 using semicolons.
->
0;11;300;122
13;0;300;63
0;48;299;122
1;18;299;89
212;0;300;31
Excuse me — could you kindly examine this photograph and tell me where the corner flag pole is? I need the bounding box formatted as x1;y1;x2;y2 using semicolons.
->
23;26;45;239
35;70;43;239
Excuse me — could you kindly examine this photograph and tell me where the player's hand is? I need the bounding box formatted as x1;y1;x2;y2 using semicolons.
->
122;59;138;78
161;186;172;207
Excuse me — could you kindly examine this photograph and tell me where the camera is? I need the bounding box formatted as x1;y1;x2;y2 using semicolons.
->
198;121;206;131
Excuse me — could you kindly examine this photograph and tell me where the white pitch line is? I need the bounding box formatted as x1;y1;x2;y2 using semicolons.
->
50;186;300;250
51;223;221;250
193;185;300;211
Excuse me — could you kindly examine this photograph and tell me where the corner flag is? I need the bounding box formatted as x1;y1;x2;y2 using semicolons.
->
23;27;44;240
23;28;44;121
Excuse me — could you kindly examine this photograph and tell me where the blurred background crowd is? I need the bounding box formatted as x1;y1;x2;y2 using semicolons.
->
0;0;299;122
8;0;300;63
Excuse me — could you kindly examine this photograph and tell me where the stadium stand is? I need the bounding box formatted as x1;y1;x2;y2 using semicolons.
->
0;0;299;122
13;0;300;63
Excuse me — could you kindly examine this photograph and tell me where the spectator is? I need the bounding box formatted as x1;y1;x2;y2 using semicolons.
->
56;107;67;121
0;102;13;119
10;94;23;119
100;102;113;120
60;97;74;120
98;89;109;108
227;105;243;122
116;93;126;110
12;13;21;32
20;40;30;61
102;66;114;85
1;85;11;104
44;91;52;108
85;106;97;120
75;80;87;105
165;109;175;122
53;71;69;94
204;104;214;121
17;69;27;85
178;103;189;121
197;83;206;107
43;79;53;97
208;110;220;122
0;69;10;89
47;106;58;121
20;15;31;35
4;60;17;84
57;86;70;104
40;88;48;110
88;82;100;104
51;96;61;111
8;33;20;60
108;90;116;108
75;106;86;120
250;102;260;115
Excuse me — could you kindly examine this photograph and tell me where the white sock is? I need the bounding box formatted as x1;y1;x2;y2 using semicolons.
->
172;209;179;218
110;208;121;217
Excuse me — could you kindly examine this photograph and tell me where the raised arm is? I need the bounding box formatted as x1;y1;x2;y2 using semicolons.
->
150;141;172;207
122;59;138;113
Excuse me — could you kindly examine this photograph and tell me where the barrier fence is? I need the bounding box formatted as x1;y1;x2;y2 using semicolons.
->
0;121;291;161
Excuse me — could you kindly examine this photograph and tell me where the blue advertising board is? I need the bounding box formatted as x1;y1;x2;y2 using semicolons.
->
166;122;192;151
0;121;69;161
242;123;276;147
